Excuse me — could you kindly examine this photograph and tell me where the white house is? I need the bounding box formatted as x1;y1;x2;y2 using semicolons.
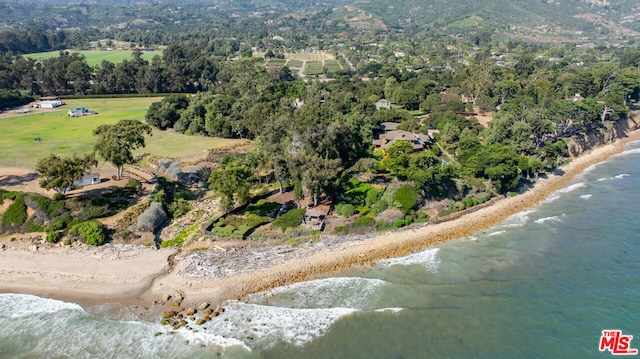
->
68;107;90;117
39;100;63;109
74;173;100;187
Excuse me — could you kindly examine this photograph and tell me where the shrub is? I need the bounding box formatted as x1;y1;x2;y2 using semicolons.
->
46;231;62;244
393;185;417;214
334;226;349;235
335;203;356;217
53;192;65;201
125;179;141;189
1;194;27;225
372;199;388;213
25;219;43;232
365;188;382;206
161;224;198;248
393;219;406;228
134;202;168;232
27;194;65;217
69;220;106;246
246;199;279;216
351;215;376;229
2;191;19;201
45;215;72;231
272;208;305;232
169;198;191;218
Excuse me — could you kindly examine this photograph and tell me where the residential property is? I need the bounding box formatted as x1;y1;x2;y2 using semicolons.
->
68;107;91;117
374;99;391;111
303;204;331;231
74;173;101;187
372;122;432;151
38;100;63;109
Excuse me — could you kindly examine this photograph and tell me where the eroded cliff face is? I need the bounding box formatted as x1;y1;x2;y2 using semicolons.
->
566;114;639;157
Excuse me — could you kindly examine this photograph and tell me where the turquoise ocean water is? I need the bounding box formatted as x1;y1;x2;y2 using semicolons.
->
1;140;639;358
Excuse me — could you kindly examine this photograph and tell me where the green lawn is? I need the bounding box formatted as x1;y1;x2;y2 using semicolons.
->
324;59;343;72
304;61;324;76
287;60;303;68
0;97;244;168
26;49;162;67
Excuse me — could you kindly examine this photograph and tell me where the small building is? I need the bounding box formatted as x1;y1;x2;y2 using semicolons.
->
39;100;63;109
74;173;100;187
571;93;585;102
68;107;90;117
303;204;331;231
374;99;391;111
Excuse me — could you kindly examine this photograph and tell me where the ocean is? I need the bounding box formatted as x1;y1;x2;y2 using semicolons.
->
2;140;639;359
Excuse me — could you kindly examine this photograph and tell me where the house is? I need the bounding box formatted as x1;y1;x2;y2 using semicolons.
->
373;122;432;152
374;99;391;111
571;93;585;102
38;100;63;109
303;204;331;231
74;173;100;187
68;107;90;117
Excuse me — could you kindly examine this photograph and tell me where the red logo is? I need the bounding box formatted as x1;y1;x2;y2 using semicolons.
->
600;330;638;355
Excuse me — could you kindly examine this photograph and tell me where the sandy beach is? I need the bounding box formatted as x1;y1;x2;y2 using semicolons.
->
1;129;640;309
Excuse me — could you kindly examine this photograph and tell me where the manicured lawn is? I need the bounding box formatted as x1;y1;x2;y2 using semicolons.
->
304;61;324;76
26;49;162;67
324;59;343;72
287;60;303;68
0;97;244;168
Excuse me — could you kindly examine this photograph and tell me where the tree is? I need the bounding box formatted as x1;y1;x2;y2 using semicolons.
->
35;153;97;196
208;161;255;213
93;120;152;180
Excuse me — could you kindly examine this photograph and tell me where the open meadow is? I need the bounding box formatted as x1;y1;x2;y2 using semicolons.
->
26;49;162;67
0;97;244;168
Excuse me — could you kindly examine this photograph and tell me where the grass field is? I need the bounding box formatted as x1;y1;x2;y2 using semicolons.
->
287;60;304;68
26;50;162;67
0;97;244;168
324;59;343;72
304;61;324;76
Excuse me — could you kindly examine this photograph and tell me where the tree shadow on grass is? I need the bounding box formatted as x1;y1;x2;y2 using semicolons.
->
0;172;39;187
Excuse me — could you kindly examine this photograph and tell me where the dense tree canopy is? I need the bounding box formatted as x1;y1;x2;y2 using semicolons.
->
35;153;98;196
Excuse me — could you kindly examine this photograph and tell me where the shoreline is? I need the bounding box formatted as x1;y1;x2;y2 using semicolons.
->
1;130;640;310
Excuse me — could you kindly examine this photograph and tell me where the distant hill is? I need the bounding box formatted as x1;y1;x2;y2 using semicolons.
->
333;0;640;41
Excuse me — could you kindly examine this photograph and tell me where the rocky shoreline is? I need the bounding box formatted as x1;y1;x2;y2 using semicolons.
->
1;127;639;328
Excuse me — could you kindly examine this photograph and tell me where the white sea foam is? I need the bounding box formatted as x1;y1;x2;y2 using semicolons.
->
487;230;507;237
203;301;356;348
375;307;403;313
174;327;252;352
613;148;640;157
580;194;593;200
468;236;478;241
597;173;630;182
0;294;83;319
534;215;563;225
381;248;440;272
248;277;387;309
556;182;586;193
498;209;535;229
544;182;586;203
